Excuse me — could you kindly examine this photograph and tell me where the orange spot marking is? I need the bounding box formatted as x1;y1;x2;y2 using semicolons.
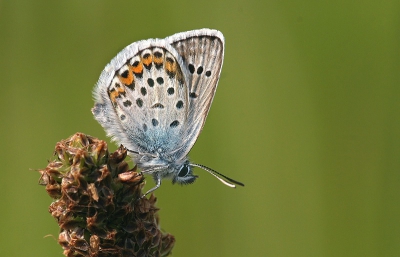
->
117;86;125;95
154;56;163;65
130;62;143;74
118;71;134;85
142;55;152;66
165;60;176;74
109;90;119;103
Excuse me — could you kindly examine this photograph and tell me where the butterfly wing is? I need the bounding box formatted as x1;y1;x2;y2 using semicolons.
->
92;39;190;158
92;29;224;164
166;29;225;159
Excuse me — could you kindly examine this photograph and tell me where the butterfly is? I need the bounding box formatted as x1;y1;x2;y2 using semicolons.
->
92;29;244;196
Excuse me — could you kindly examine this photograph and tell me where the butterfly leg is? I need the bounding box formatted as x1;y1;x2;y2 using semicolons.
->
140;176;161;198
126;148;139;155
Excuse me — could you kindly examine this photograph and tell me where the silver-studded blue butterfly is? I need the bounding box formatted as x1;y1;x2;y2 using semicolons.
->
92;29;244;196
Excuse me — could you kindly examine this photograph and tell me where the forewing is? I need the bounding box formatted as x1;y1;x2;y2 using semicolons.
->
92;40;189;156
166;29;224;158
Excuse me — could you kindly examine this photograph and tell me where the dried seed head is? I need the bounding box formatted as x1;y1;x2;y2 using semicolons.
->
39;133;175;256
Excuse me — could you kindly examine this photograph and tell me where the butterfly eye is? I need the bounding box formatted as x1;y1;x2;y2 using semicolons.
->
173;164;198;185
178;165;189;177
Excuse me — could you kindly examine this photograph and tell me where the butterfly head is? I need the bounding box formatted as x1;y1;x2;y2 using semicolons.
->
169;162;245;188
143;159;244;197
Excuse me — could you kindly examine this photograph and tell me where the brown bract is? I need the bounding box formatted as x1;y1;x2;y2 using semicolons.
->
39;133;175;257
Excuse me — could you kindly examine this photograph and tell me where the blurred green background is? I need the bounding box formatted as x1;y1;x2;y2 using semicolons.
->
1;1;399;256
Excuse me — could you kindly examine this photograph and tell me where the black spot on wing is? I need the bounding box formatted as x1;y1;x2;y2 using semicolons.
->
151;103;164;109
170;120;180;128
167;87;174;95
123;100;132;107
136;98;143;107
188;64;195;74
156;77;164;85
147;78;154;87
176;100;183;109
152;118;159;126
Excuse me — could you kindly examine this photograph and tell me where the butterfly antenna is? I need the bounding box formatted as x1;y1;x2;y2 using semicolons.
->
189;163;244;188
